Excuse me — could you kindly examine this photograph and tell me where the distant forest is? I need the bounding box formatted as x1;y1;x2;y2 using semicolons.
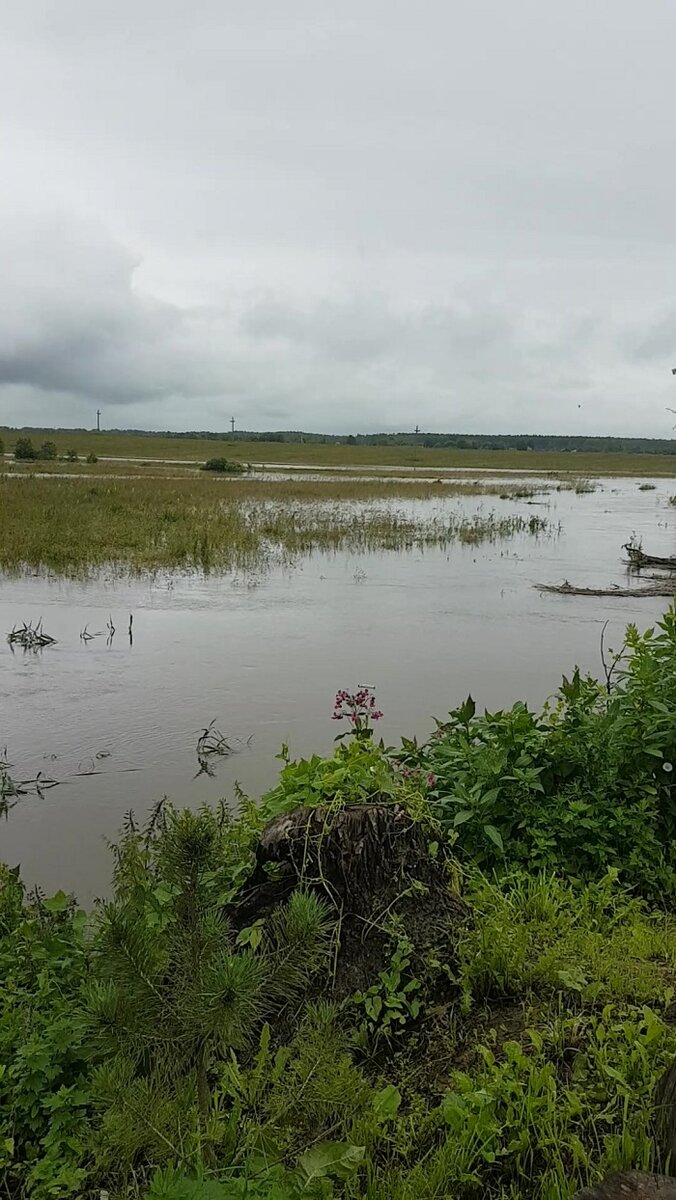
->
6;427;676;456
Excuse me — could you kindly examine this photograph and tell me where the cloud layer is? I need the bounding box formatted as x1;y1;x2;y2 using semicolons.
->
2;0;676;434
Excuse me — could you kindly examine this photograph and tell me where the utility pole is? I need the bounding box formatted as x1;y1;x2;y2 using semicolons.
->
230;416;235;436
96;409;101;433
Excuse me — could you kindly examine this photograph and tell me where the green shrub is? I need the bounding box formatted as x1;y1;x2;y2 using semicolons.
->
259;738;397;819
401;607;676;896
14;436;37;461
201;458;245;474
0;867;92;1199
86;452;98;464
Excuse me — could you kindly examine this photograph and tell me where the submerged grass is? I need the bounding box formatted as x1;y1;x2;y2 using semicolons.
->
0;475;554;576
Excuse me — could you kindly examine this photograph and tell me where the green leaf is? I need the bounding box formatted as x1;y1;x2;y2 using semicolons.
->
42;890;69;913
480;787;501;806
483;824;504;853
453;810;473;828
373;1084;402;1122
297;1141;365;1185
365;994;382;1020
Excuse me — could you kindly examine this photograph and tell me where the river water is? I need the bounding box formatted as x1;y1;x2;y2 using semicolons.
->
1;476;675;902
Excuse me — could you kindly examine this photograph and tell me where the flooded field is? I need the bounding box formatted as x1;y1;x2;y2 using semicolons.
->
1;475;675;901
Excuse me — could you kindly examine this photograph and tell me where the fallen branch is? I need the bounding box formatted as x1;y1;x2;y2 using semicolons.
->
536;579;676;598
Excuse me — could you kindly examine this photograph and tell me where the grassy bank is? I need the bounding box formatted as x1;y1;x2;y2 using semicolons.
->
3;427;676;474
0;475;553;575
4;611;676;1199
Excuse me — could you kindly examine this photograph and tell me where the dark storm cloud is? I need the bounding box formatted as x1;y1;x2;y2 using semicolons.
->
1;0;676;433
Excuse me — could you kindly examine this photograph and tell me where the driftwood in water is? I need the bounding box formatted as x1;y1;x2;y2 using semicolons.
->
625;544;676;571
536;580;676;598
573;1174;676;1199
7;620;56;649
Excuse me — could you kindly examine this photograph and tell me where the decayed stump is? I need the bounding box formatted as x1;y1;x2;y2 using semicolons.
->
655;1059;676;1168
237;802;442;918
573;1174;676;1199
233;802;469;1016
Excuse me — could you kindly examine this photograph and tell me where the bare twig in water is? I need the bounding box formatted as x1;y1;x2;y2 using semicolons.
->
1;758;60;818
7;619;57;650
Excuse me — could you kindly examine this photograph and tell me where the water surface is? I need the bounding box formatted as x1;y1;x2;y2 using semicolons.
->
1;478;674;901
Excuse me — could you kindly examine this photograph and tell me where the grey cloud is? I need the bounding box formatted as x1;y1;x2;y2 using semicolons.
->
2;0;676;433
0;213;674;435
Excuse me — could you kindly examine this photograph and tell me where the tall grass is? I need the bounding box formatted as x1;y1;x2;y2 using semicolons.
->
0;475;554;576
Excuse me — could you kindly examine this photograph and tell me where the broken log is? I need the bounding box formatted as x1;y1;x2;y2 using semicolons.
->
573;1174;676;1199
536;580;676;598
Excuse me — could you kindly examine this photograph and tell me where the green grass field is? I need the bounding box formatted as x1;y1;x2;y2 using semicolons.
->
3;427;676;475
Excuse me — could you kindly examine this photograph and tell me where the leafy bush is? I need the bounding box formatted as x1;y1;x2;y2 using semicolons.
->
86;452;98;464
0;868;92;1199
64;450;79;462
14;437;37;461
401;607;676;896
259;738;397;819
15;439;59;463
201;458;245;474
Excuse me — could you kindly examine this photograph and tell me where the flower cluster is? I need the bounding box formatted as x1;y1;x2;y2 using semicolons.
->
400;765;437;788
332;687;383;739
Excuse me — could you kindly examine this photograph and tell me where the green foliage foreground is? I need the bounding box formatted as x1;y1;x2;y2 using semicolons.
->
6;610;676;1198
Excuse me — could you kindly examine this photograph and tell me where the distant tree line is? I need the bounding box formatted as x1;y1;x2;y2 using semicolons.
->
4;426;676;456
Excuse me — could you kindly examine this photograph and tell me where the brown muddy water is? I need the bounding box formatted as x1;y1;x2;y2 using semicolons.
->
1;477;675;902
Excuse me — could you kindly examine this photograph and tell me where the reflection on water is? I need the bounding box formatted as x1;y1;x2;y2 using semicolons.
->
1;477;674;901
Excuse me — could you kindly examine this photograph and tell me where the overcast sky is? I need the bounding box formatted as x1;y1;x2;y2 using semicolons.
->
2;0;676;435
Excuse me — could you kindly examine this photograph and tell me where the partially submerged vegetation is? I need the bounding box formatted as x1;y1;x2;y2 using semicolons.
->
0;475;555;576
6;611;676;1197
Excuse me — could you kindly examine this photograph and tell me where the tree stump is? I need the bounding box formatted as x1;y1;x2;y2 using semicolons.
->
237;802;444;918
573;1173;676;1199
232;802;469;1015
655;1058;676;1168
